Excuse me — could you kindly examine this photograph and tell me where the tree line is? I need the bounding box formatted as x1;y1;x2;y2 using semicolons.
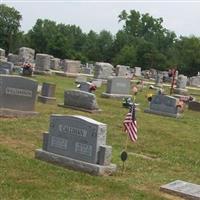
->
0;4;200;76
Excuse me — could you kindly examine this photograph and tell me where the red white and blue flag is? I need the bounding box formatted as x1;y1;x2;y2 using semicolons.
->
123;104;138;142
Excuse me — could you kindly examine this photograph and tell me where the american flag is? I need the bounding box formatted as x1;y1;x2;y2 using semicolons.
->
123;104;138;142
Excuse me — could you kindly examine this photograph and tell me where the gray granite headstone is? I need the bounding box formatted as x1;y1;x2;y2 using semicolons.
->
155;72;163;87
134;67;141;77
35;115;116;176
75;75;87;84
50;58;60;70
115;65;129;76
79;82;91;93
59;90;101;112
63;59;81;73
174;75;188;95
189;76;200;87
7;53;19;65
0;48;5;57
38;82;56;104
145;94;180;118
160;180;200;200
102;77;131;99
18;47;35;63
93;62;114;79
0;75;38;116
188;101;200;112
92;79;102;88
35;54;51;71
0;60;14;74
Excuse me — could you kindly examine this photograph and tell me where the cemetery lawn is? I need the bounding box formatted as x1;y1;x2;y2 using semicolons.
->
0;75;200;200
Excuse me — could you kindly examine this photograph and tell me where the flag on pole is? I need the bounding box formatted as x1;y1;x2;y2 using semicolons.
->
123;104;138;142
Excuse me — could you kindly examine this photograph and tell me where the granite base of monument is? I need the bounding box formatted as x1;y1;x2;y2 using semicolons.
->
55;71;93;78
174;88;188;95
0;108;38;117
38;95;56;104
34;70;52;76
160;180;200;200
35;149;117;176
58;103;102;113
144;108;181;118
101;93;132;99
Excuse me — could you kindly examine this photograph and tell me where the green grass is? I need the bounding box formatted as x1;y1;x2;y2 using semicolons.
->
0;75;200;200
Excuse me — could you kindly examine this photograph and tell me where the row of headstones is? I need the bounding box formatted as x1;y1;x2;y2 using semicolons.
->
0;74;117;176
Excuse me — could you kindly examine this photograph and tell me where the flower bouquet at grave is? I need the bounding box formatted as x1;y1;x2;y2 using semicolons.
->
22;62;33;76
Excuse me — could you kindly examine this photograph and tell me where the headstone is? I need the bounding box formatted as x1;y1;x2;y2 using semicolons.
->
0;68;9;74
38;82;56;104
189;76;200;87
7;53;19;65
0;48;5;57
93;62;114;79
188;101;200;112
115;65;129;76
144;94;181;118
134;67;141;77
91;79;102;88
155;72;163;87
0;60;14;74
63;59;81;73
18;47;35;63
0;75;38;117
35;114;117;176
102;77;131;99
35;53;51;71
75;75;87;84
160;180;200;200
82;67;93;74
174;75;188;95
79;82;91;92
58;90;101;113
50;58;60;70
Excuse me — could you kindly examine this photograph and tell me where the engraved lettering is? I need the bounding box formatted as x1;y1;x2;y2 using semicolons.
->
75;142;92;157
5;87;32;97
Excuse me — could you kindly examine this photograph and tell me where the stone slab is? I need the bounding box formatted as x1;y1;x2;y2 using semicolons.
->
144;108;181;118
101;93;132;99
38;95;56;104
35;149;117;176
0;108;38;117
58;104;102;113
160;180;200;200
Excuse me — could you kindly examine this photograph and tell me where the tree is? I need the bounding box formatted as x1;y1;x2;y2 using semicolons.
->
0;4;22;54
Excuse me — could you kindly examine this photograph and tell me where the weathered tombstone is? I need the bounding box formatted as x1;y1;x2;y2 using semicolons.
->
35;114;117;176
75;75;87;84
0;75;38;117
0;68;9;74
50;58;60;70
79;82;91;93
58;90;101;113
18;47;35;63
188;101;200;112
102;77;131;99
7;53;19;65
0;60;14;74
189;76;200;87
38;82;56;104
93;62;114;79
82;67;93;74
155;72;163;87
35;54;51;74
134;67;141;77
0;48;5;57
160;180;200;199
174;75;188;95
63;59;81;73
115;65;129;76
144;94;181;118
91;79;102;88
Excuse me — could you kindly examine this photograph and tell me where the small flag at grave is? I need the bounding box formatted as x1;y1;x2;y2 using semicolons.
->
123;104;138;142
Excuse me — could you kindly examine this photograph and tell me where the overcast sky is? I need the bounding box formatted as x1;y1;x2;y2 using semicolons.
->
2;1;200;37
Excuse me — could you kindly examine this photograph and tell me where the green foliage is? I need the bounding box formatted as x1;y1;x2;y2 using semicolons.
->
0;4;22;53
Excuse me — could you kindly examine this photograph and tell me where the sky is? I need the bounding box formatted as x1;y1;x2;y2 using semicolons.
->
2;1;200;37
